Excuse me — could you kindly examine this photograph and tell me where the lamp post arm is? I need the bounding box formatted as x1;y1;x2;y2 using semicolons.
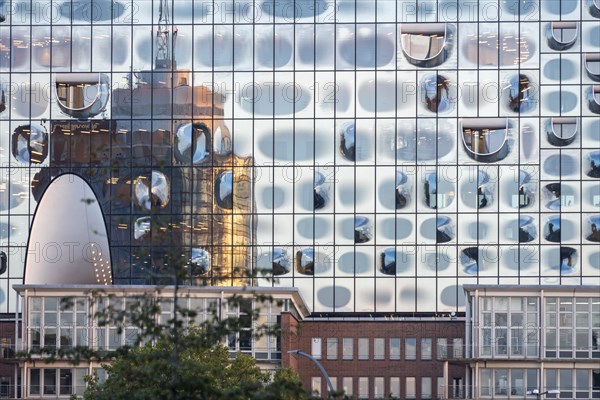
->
288;350;335;394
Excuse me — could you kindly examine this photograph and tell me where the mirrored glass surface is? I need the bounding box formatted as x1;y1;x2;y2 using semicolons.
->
379;248;396;275
461;119;511;163
354;216;372;244
423;172;455;209
544;216;561;242
546;118;578;147
339;122;356;161
547;22;578;51
585;151;600;178
400;23;449;68
174;123;210;164
12;125;48;164
395;171;410;209
215;171;234;209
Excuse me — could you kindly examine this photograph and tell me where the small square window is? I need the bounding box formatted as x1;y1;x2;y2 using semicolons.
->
343;338;354;360
311;338;322;359
406;338;417;360
374;338;385;360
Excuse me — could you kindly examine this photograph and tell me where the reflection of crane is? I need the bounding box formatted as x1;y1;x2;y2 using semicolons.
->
155;0;177;70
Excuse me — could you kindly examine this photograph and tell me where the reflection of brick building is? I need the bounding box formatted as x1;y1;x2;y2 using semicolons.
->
281;313;466;399
30;72;255;286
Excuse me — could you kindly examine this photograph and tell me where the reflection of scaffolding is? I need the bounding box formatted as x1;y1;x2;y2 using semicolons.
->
155;0;177;70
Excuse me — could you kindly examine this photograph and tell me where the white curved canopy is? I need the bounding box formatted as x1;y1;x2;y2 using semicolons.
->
25;174;112;285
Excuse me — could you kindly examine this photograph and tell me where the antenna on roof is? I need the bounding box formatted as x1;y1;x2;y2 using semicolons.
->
155;0;177;70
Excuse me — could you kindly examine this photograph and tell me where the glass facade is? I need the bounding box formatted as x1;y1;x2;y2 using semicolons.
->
0;0;599;314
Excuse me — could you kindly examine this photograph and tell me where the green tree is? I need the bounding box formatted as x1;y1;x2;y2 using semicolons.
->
83;328;313;400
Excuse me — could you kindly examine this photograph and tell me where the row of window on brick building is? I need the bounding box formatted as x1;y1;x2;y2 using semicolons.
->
311;337;464;361
311;375;441;399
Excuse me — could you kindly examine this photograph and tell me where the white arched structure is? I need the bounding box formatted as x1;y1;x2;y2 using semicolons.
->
24;174;112;285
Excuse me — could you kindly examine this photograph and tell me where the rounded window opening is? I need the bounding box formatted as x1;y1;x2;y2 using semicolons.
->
544;216;561;243
421;74;454;113
584;53;600;81
586;215;600;242
585;151;600;178
174;123;211;164
12;124;49;164
296;248;314;275
589;85;600;114
547;22;578;51
519;216;537;243
313;171;330;210
436;216;455;243
460;247;479;275
504;74;535;113
379;248;396;276
560;247;577;274
339;122;356;162
396;171;411;209
461;119;511;163
190;248;211;276
134;216;152;240
546;117;578;147
354;216;373;244
271;248;291;276
423;172;455;209
134;171;171;211
400;23;450;68
55;73;110;119
215;171;234;209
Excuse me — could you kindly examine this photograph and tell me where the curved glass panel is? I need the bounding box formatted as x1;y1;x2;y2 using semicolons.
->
134;171;170;211
423;172;455;209
215;170;234;209
213;125;232;155
518;170;536;208
460;247;479;275
296;248;314;275
560;247;577;274
400;23;449;68
436;216;454;243
547;22;578;51
462;170;494;209
586;215;600;242
134;216;151;240
395;122;454;162
0;86;5;114
272;248;291;276
589;85;600;114
11;124;48;164
339;122;356;161
585;151;600;178
174;123;210;164
505;74;535;113
544;216;561;242
314;171;330;210
354;216;372;244
543;183;561;210
421;74;454;113
584;53;600;81
519;216;537;243
395;171;411;209
546;117;578;146
55;73;110;119
461;119;511;163
463;31;534;66
379;248;396;275
190;248;211;276
590;0;600;18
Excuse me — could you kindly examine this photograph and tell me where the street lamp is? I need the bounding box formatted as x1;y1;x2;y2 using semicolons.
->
288;350;336;397
526;389;560;399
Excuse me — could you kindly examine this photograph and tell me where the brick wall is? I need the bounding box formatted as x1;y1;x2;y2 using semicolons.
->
282;318;466;399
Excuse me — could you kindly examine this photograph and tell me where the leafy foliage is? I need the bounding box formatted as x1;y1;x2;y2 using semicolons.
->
82;329;312;400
